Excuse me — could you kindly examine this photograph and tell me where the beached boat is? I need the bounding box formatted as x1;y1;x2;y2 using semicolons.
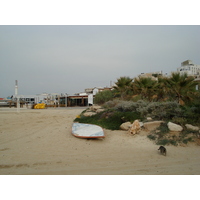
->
72;123;105;138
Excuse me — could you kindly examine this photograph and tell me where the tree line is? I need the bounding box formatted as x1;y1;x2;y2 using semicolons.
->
95;73;200;105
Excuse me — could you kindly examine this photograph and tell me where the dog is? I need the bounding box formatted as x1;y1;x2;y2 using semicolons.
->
158;146;166;156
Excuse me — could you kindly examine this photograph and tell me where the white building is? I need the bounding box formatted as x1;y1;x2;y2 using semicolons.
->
12;93;60;105
177;60;200;77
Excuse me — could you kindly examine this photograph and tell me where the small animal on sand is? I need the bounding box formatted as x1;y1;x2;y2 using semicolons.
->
158;146;167;156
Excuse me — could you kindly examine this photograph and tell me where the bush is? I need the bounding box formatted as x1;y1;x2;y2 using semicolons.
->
94;90;115;105
157;123;170;133
114;100;148;112
144;101;183;120
183;137;193;144
147;135;156;140
103;99;121;109
74;110;142;130
156;139;171;146
171;117;187;126
182;103;200;125
114;100;183;120
156;138;178;146
115;101;137;112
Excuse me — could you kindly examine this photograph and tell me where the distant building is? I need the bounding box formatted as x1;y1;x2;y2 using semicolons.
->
177;60;200;77
84;87;113;95
59;87;114;107
138;71;164;81
12;93;60;105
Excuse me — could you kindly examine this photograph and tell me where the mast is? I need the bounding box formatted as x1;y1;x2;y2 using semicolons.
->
15;80;20;112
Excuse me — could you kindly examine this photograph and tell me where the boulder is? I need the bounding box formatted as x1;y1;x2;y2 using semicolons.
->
120;122;132;131
128;120;141;135
96;108;105;113
167;122;183;132
143;121;164;131
139;122;144;127
83;112;96;117
147;117;153;121
90;105;101;112
185;124;199;131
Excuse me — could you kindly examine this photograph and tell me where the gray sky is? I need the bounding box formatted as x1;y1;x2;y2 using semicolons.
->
0;25;200;97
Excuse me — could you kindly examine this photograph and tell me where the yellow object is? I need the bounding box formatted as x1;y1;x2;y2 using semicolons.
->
34;103;46;109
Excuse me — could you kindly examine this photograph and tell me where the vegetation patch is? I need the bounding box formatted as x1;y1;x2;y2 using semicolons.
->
147;122;199;146
74;110;142;130
74;74;200;146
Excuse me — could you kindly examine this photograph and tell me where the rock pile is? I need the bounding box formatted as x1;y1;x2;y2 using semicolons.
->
119;118;200;142
83;105;105;117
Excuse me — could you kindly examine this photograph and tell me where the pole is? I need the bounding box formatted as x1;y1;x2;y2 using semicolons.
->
15;80;20;112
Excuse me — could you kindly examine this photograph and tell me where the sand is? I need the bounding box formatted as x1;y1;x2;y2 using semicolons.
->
0;107;200;175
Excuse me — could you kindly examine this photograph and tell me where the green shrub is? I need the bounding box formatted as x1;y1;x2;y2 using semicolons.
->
103;99;121;109
171;117;187;126
147;135;156;140
115;101;137;112
156;139;178;146
115;100;148;112
181;103;200;125
157;123;170;134
114;100;183;120
147;123;178;146
74;110;142;130
145;101;183;120
156;139;170;145
182;137;193;144
169;139;178;146
94;90;115;105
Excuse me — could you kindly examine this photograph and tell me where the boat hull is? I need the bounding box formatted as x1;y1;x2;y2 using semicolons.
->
72;123;105;138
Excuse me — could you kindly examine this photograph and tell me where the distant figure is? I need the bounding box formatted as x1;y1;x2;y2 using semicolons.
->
158;146;167;156
54;100;57;108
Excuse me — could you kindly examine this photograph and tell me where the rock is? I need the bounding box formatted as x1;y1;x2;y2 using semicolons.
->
120;122;132;131
90;105;101;112
143;121;164;131
96;108;105;113
128;120;141;135
147;117;152;121
185;124;199;131
139;122;144;127
167;122;183;132
83;112;96;117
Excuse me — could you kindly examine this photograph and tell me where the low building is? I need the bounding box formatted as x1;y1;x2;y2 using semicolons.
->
138;71;164;80
85;87;113;95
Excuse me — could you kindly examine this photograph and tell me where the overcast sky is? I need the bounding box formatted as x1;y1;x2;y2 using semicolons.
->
0;25;200;97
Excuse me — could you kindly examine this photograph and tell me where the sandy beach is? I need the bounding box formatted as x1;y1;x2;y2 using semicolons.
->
0;107;200;175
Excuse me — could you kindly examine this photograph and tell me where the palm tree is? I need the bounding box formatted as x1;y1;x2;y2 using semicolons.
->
114;76;133;99
156;77;171;101
166;72;197;105
133;77;158;101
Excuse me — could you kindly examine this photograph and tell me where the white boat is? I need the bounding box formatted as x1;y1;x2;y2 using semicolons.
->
72;123;105;138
